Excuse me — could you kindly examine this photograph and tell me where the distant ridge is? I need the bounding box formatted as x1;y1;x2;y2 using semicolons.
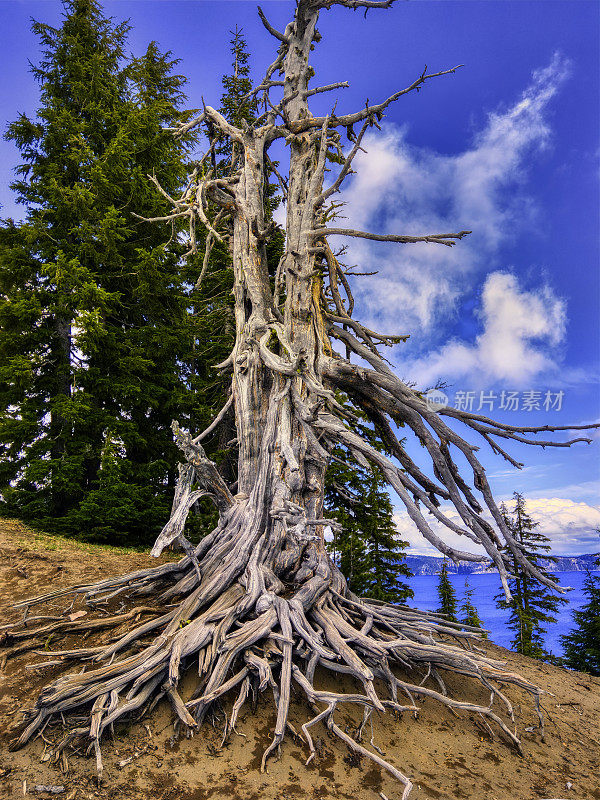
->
405;553;600;576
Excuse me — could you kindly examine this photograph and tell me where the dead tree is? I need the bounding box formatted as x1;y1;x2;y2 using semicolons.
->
4;1;597;794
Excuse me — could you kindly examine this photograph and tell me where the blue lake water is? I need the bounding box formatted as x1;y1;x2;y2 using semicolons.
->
404;571;598;658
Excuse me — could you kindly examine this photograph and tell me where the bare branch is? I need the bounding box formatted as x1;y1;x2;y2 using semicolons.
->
193;395;234;444
311;227;471;246
315;119;369;207
305;81;350;98
204;105;244;143
291;63;463;133
257;6;290;43
166;111;205;137
171;421;234;514
131;210;189;224
317;0;395;9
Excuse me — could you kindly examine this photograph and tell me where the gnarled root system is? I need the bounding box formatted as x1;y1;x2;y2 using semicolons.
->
3;517;544;799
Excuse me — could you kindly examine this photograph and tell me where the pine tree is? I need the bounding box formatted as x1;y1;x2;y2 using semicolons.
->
0;0;195;543
214;27;280;223
460;577;486;636
2;1;128;524
325;403;413;603
436;560;458;621
360;467;413;602
495;493;567;658
215;27;257;172
325;448;372;597
561;558;600;676
325;453;413;603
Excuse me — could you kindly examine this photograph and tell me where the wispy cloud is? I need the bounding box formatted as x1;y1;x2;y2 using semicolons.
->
337;52;571;385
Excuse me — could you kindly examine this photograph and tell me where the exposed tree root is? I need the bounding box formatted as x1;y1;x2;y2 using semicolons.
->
4;525;545;798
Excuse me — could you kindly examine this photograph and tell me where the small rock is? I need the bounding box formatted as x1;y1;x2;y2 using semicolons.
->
33;787;65;795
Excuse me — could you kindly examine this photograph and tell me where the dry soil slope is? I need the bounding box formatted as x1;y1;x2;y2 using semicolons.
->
0;518;599;800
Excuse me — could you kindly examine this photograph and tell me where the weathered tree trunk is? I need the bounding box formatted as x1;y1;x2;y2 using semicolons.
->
4;1;597;795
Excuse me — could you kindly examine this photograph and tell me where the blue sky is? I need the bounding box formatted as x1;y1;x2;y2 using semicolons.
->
1;1;598;554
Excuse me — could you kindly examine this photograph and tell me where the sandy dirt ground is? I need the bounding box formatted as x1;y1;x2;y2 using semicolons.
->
1;518;599;800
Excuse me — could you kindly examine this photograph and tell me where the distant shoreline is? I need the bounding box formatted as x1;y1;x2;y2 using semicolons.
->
404;553;599;576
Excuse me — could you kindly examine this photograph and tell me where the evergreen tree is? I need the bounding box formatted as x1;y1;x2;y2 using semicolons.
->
362;469;412;603
325;450;413;603
215;27;257;171
325;449;372;597
495;493;567;658
325;403;413;603
0;0;195;543
436;560;458;621
214;26;279;222
561;557;600;676
460;577;486;636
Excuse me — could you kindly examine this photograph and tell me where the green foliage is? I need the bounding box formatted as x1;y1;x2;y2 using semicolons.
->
0;0;199;544
216;27;257;170
325;403;412;603
495;492;567;659
436;560;458;622
460;577;486;636
561;558;600;676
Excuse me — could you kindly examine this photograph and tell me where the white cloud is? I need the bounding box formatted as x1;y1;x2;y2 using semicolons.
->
336;52;571;383
392;509;478;558
406;271;566;386
535;479;600;502
525;497;600;554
